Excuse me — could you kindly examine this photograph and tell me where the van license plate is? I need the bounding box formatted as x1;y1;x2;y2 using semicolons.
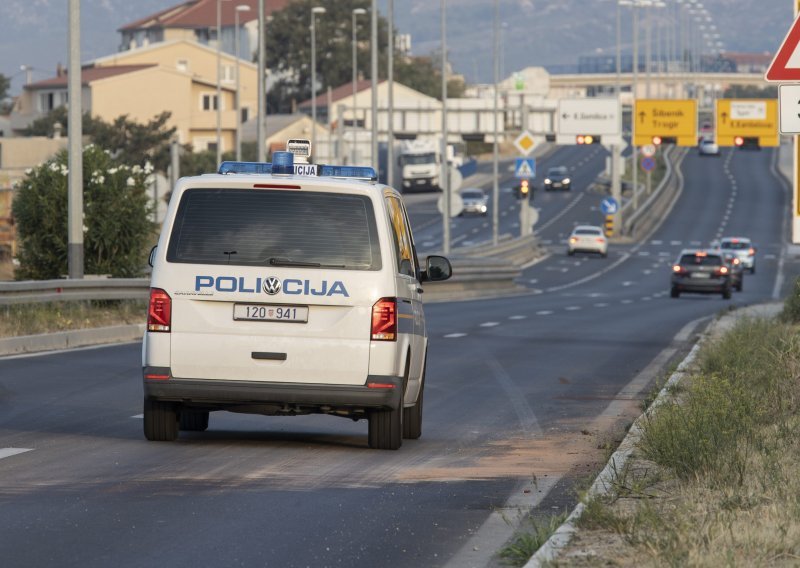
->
234;304;308;323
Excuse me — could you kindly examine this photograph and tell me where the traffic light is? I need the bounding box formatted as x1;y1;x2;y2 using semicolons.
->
516;179;531;199
576;135;601;145
652;136;676;145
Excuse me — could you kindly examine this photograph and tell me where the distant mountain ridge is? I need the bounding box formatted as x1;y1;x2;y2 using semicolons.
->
0;0;790;96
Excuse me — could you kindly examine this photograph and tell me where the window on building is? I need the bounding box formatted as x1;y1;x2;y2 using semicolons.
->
202;94;219;111
240;107;249;123
222;65;235;83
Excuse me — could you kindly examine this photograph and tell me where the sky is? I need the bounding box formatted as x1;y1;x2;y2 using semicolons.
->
0;0;792;99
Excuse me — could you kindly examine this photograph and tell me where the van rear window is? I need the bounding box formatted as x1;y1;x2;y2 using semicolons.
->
679;254;722;266
166;188;381;270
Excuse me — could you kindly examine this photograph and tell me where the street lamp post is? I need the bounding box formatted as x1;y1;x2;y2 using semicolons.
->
351;8;366;164
216;0;223;165
234;4;250;161
257;0;266;162
310;6;326;162
441;0;450;254
492;0;499;246
371;0;378;172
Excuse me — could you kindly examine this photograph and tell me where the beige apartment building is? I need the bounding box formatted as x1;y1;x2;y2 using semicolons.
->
12;40;258;154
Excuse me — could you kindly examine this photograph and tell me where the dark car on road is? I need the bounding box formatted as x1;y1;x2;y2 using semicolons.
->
544;166;571;191
671;250;732;299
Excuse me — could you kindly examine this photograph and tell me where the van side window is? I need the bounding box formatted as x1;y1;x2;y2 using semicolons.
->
385;196;416;277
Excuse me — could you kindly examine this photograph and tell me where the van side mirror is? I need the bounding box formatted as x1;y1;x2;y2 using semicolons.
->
148;245;157;268
421;255;452;282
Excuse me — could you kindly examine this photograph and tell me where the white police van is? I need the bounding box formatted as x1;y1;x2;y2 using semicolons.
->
143;142;452;450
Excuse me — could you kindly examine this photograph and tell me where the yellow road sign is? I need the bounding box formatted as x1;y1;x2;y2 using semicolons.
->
715;99;779;147
633;99;697;147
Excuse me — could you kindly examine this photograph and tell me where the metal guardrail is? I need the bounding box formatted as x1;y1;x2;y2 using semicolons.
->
0;278;150;305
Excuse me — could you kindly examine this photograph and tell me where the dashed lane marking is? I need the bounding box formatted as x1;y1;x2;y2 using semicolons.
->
565;306;581;311
508;315;527;320
480;322;501;327
0;448;33;460
536;310;554;315
131;414;144;419
594;303;609;307
444;333;468;338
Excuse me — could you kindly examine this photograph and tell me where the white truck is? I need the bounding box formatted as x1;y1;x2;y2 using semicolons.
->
398;139;443;192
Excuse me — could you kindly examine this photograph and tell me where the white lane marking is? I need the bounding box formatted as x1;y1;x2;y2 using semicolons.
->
622;281;635;286
0;448;33;460
594;302;609;308
536;310;554;315
422;241;436;248
764;254;777;260
565;306;581;311
480;322;501;327
621;299;633;304
528;278;538;284
482;223;489;228
690;241;702;246
659;252;672;257
131;414;144;419
643;270;652;275
508;315;527;320
638;251;651;256
535;192;586;232
444;333;468;338
545;252;632;293
670;240;682;246
472;228;481;233
651;240;663;245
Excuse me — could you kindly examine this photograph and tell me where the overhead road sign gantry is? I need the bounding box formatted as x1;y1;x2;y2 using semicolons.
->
715;99;779;147
765;12;800;82
633;99;697;147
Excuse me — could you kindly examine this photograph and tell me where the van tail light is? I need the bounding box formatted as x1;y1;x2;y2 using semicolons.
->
596;238;606;243
148;288;172;332
371;298;397;341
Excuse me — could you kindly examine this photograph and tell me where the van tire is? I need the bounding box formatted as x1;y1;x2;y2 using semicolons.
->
180;409;209;432
143;398;179;441
368;402;403;450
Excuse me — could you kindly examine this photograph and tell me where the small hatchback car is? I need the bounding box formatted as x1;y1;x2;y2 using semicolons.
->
671;250;732;299
459;187;489;216
567;225;608;257
143;143;452;450
544;166;571;191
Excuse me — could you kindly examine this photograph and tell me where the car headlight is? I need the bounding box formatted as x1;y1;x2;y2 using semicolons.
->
481;205;487;212
563;178;571;184
545;178;551;184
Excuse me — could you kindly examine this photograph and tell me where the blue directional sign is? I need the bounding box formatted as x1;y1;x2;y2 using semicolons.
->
515;157;536;179
600;197;619;215
641;156;657;172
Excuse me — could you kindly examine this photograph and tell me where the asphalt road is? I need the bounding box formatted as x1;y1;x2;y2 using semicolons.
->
0;144;795;568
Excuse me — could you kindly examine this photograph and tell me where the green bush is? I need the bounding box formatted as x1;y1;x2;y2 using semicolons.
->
12;145;154;279
780;276;800;323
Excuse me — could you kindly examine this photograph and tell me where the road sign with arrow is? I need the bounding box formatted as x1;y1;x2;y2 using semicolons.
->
715;98;778;147
556;98;621;136
633;99;697;147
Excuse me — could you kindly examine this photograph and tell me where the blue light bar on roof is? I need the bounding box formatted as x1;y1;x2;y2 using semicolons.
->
218;161;377;181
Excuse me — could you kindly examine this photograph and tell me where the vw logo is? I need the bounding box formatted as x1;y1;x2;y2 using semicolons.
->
263;276;282;295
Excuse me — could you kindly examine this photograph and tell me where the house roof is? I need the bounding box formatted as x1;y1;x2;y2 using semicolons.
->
119;0;289;31
298;79;378;109
25;65;157;90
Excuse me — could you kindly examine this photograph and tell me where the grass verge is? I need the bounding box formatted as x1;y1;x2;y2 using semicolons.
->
0;300;146;337
554;305;800;566
499;511;568;567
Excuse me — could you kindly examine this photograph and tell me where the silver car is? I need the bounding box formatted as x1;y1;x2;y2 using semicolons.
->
711;237;756;273
698;138;720;156
459;188;489;216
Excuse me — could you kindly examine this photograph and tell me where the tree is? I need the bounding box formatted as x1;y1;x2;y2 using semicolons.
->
0;73;10;114
25;109;176;172
265;0;464;111
12;145;154;279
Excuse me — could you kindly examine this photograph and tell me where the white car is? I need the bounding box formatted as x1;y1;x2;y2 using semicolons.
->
459;187;488;216
567;225;608;257
711;236;756;273
142;142;452;450
698;138;720;156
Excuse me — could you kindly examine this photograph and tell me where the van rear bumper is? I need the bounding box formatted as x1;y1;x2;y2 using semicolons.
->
143;367;402;410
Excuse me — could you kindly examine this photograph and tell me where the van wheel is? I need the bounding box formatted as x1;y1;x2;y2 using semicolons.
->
368;401;403;450
180;409;209;432
143;398;179;441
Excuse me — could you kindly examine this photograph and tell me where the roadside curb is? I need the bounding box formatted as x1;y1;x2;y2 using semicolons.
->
0;323;145;357
524;302;784;567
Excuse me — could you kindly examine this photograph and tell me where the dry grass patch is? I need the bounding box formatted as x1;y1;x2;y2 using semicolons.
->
0;300;146;337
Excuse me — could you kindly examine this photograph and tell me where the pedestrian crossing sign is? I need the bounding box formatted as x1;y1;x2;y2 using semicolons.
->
515;158;536;179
